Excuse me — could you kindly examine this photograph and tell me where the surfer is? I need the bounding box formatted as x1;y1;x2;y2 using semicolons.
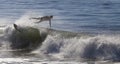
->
30;15;53;27
13;24;21;32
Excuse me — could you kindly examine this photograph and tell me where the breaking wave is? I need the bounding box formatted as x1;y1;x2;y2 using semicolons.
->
0;14;120;62
38;29;120;61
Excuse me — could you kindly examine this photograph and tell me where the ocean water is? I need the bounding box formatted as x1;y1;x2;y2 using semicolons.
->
0;0;120;33
0;0;120;64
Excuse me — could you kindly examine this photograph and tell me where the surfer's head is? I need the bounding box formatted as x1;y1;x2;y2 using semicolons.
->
50;15;53;18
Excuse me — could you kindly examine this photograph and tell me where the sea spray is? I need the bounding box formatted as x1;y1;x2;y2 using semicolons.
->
3;13;48;52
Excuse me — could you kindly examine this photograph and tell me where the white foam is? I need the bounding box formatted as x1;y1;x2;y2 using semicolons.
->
0;58;24;62
38;33;120;60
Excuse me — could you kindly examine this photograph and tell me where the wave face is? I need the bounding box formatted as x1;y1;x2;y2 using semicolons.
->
0;25;120;62
2;25;48;52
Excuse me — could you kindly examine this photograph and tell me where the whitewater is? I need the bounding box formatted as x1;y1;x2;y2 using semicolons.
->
0;14;119;64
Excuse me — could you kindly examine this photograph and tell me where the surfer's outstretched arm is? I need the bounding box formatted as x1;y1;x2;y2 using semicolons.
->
49;19;51;28
29;17;41;20
34;18;42;23
29;17;42;23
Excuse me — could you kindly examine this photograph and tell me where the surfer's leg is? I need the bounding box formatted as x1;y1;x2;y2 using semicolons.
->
29;17;37;20
35;19;42;23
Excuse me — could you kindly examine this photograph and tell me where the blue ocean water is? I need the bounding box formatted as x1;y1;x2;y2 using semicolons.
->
0;0;120;33
0;0;120;64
